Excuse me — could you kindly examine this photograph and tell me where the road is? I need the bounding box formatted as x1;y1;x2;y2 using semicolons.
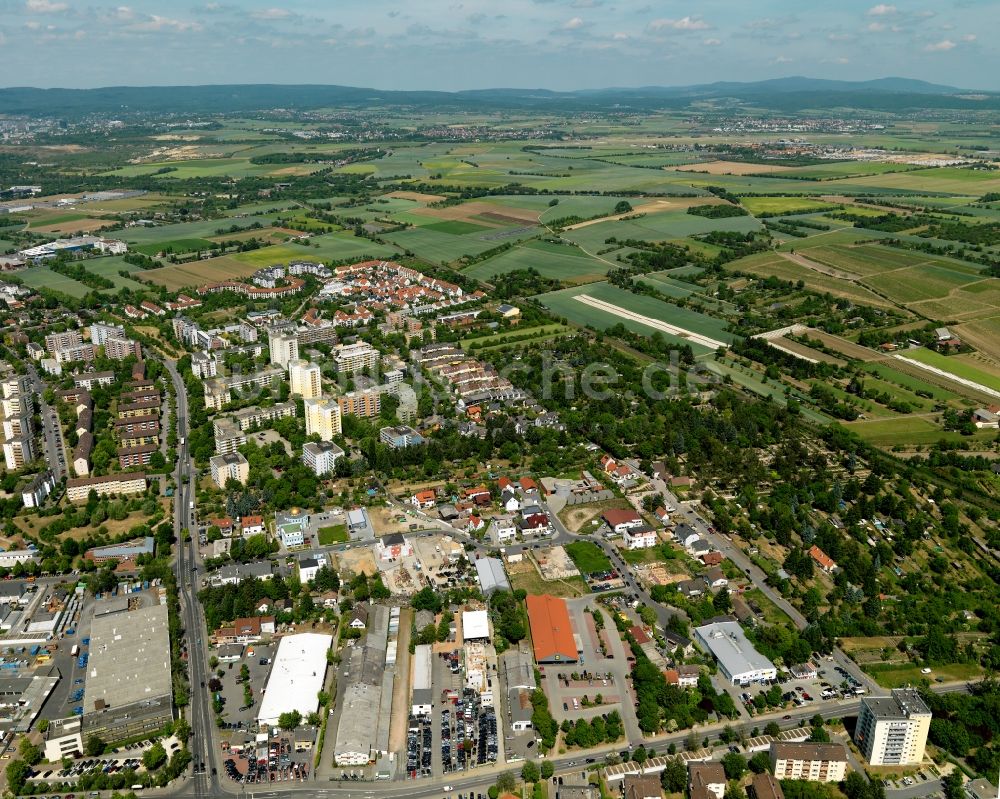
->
163;357;220;799
28;365;68;481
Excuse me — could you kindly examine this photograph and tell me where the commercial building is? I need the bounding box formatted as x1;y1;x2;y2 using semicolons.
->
256;633;332;726
854;689;931;766
693;620;777;685
302;440;344;476
333;342;379;374
66;473;147;502
304;397;342;441
82;604;173;742
288;359;322;398
268;329;299;368
463;610;490;642
379;425;423;449
411;644;433;717
210;451;250;489
526;594;577;663
770;742;849;782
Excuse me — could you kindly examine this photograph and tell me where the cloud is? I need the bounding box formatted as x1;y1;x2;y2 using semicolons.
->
867;21;886;31
867;4;897;15
129;14;203;32
649;16;710;32
252;8;291;20
827;32;853;41
925;38;956;51
703;37;721;46
772;55;793;63
25;0;68;12
612;31;629;40
563;16;584;29
961;33;977;41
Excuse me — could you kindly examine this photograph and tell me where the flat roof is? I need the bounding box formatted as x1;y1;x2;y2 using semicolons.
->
463;610;490;640
256;633;332;726
526;594;577;662
475;557;510;593
84;604;172;713
862;688;931;719
694;620;776;678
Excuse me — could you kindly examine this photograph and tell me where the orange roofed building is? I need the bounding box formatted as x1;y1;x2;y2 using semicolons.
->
526;594;578;663
808;545;837;573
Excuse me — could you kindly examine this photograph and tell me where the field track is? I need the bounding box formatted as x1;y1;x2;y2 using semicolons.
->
572;295;728;350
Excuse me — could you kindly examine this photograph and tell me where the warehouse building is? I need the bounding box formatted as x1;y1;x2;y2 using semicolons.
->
82;604;173;742
526;594;577;663
854;689;931;766
693;620;777;685
411;644;433;716
256;633;332;727
474;557;510;596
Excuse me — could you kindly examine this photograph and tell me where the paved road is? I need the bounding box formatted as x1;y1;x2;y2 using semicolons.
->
28;365;68;481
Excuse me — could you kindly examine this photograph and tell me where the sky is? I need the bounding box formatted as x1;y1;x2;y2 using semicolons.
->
0;0;996;91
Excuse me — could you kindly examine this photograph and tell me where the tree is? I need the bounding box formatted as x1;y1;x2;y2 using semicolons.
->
614;200;633;214
764;721;781;737
541;761;554;780
942;772;964;799
278;710;302;730
632;745;648;764
496;772;517;795
85;734;107;756
143;741;167;771
722;752;747;780
521;760;540;783
662;759;687;792
6;760;30;795
18;738;41;766
748;751;772;774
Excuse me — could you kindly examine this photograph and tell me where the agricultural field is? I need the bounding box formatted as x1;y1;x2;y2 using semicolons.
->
463;239;609;284
898;348;1000;394
83;256;149;291
535;281;732;353
564;210;761;252
13;264;93;298
739;196;840;216
384;224;536;264
460;324;571;351
118;215;287;245
132;238;216;257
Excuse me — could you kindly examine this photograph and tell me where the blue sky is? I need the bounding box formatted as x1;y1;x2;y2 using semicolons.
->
0;0;996;90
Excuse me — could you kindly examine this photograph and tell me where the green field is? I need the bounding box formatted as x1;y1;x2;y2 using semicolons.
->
564;211;761;251
464;240;608;284
119;215;287;244
899;348;1000;393
83;256;149;291
740;196;840;216
384;225;537;264
564;541;612;574
420;220;492;235
133;238;215;256
230;233;402;266
864;661;984;688
461;324;570;351
536;281;733;353
318;525;348;545
14;264;92;298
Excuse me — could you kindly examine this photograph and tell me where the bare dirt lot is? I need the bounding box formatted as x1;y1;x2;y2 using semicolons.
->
559;498;631;533
32;218;116;235
674;160;795;175
412;201;540;224
804;329;885;362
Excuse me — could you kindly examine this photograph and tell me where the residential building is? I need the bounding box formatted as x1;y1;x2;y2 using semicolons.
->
268;329;299;368
622;525;658;550
213;418;246;455
288;359;322;399
104;336;142;361
53;342;96;364
304;397;342;441
44;330;83;354
376;533;412;561
190;351;218;379
66;473;147;502
3;435;33;470
623;774;662;799
769;742;849;783
230;402;296;431
809;545;837;573
854;689;932;766
20;471;55;508
379;425;423;449
688;763;727;799
298;555;326;584
240;515;265;537
302;440;344;476
332;342;379;374
210;452;250;489
603;508;643;534
338;387;381;418
748;773;785;799
73;371;115;390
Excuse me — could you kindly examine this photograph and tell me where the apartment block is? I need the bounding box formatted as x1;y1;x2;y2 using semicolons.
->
289;359;322;399
304;397;342;441
854;689;931;766
769;742;848;782
210;452;250;489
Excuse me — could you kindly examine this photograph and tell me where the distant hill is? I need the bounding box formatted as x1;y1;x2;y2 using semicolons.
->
0;77;994;117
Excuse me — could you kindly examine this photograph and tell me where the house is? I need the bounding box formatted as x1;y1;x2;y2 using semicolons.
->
675;524;701;548
808;545;837;573
209;517;234;537
654;507;671;525
662;630;694;656
348;603;368;629
377;533;413;561
518;476;538;494
676;664;701;687
411;489;437;510
240;515;265;537
689;763;727;799
520;512;552;536
298;555;325;584
700;551;724;567
491;516;518;544
622;525;658;550
972;408;999;429
500;489;521;513
603;508;643;534
689;539;712;556
623;773;662;799
677;578;705;598
704;567;729;590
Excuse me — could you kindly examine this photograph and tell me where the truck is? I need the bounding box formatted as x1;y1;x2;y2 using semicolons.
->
71;644;80;657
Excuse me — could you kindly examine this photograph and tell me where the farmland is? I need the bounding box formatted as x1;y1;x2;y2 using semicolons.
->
463;239;609;284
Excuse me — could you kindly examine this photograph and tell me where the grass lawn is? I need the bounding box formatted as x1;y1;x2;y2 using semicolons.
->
621;544;676;565
564;541;612;574
507;560;589;598
743;588;793;627
318;525;348;545
864;661;984;688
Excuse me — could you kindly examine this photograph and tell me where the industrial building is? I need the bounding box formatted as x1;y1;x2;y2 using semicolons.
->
526;594;577;663
769;742;849;782
463;609;490;642
256;633;332;727
82;604;173;742
693;620;777;685
411;643;433;716
854;689;931;766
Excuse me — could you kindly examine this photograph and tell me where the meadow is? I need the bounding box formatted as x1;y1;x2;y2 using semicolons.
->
463;239;609;284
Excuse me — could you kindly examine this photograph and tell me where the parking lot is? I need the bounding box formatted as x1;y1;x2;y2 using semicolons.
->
736;659;867;717
210;642;277;739
222;731;311;785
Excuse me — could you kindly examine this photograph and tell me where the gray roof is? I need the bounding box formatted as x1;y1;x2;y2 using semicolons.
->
83;604;172;713
862;688;931;720
475;557;510;594
694;620;776;678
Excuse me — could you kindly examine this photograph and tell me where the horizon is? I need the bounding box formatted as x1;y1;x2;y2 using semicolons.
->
0;0;996;92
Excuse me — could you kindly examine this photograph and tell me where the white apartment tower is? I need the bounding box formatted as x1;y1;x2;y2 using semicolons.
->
304;397;342;441
267;329;299;369
288;360;322;399
854;689;932;766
